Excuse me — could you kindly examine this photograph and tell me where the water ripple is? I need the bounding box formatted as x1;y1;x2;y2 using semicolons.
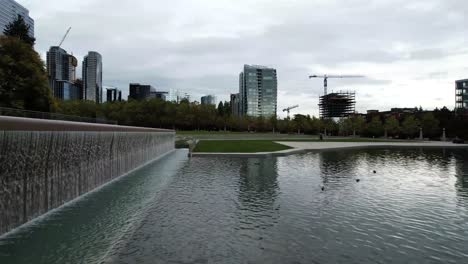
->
2;149;468;264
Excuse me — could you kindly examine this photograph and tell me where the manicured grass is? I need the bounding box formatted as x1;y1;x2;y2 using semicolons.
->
193;140;292;153
177;130;251;135
177;131;407;142
280;138;407;143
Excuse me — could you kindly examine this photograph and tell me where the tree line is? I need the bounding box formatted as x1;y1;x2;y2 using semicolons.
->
54;99;468;139
1;16;468;139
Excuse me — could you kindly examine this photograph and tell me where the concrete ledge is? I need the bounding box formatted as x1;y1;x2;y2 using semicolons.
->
0;116;173;132
191;148;306;157
191;141;468;157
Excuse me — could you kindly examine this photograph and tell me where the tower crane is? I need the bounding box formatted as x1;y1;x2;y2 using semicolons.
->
309;74;364;95
282;105;299;119
58;27;71;48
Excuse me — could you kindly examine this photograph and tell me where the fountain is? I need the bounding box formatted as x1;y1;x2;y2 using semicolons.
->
0;117;174;235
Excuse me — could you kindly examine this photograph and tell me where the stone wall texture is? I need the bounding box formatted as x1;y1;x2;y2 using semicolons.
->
0;131;174;235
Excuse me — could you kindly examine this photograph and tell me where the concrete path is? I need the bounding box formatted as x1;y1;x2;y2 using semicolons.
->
276;141;468;151
191;141;468;157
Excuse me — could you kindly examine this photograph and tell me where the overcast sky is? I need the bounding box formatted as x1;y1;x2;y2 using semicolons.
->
19;0;468;117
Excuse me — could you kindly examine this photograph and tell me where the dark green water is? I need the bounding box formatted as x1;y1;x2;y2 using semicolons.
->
1;148;468;263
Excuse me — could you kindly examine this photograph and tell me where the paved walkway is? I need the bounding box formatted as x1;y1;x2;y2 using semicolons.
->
191;141;468;157
276;141;468;150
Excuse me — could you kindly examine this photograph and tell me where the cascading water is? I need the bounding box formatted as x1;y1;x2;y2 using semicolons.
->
0;130;174;235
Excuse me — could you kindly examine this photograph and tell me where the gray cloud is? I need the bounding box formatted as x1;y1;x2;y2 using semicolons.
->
19;0;468;115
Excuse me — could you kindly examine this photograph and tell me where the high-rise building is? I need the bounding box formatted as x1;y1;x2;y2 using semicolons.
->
0;0;34;37
128;83;155;100
201;95;216;105
128;83;169;101
239;64;277;117
152;91;168;101
230;93;240;116
181;93;191;102
53;80;82;100
46;46;79;100
106;88;122;102
456;79;468;109
83;51;103;103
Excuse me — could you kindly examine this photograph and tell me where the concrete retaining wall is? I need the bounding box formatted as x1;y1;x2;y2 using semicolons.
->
0;116;175;235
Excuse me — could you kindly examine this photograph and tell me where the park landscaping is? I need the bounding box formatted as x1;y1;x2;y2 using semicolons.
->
190;137;410;153
192;140;292;153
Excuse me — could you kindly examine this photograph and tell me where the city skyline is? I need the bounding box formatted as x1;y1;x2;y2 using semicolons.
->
14;0;468;116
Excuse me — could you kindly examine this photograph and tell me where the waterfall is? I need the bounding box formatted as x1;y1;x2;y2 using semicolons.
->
0;130;174;235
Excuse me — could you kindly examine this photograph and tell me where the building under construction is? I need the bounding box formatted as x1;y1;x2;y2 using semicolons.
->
319;91;356;118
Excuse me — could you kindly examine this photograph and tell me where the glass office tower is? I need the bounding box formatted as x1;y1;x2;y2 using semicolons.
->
83;51;103;103
0;0;34;37
239;64;277;117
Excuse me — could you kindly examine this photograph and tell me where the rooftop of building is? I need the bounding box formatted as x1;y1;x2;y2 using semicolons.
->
48;46;67;52
4;0;30;13
244;64;276;70
456;79;468;83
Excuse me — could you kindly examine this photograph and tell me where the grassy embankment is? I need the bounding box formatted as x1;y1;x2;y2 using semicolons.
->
178;131;409;153
192;140;292;153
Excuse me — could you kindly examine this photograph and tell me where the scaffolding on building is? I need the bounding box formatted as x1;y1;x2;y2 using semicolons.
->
319;91;356;118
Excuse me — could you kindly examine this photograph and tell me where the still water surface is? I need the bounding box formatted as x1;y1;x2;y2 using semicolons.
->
1;148;468;263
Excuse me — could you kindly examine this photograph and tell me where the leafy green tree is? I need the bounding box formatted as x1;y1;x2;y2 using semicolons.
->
223;101;231;116
56;100;98;118
269;115;278;133
401;115;420;138
351;116;366;136
338;117;353;136
255;116;267;132
0;36;53;111
366;116;384;137
3;15;35;45
217;101;224;116
322;118;338;135
307;116;321;135
384;116;400;137
293;114;308;134
421;112;439;137
433;106;451;131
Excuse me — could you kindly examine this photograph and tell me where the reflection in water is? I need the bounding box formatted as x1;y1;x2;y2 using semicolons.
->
454;149;468;199
318;148;455;187
2;149;468;264
238;158;279;208
318;150;365;185
236;158;280;240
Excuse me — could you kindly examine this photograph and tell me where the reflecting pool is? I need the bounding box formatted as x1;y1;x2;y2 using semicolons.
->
1;148;468;264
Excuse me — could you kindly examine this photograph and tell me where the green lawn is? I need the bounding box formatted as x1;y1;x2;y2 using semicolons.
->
279;138;407;142
177;131;252;135
193;140;292;153
176;131;408;142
